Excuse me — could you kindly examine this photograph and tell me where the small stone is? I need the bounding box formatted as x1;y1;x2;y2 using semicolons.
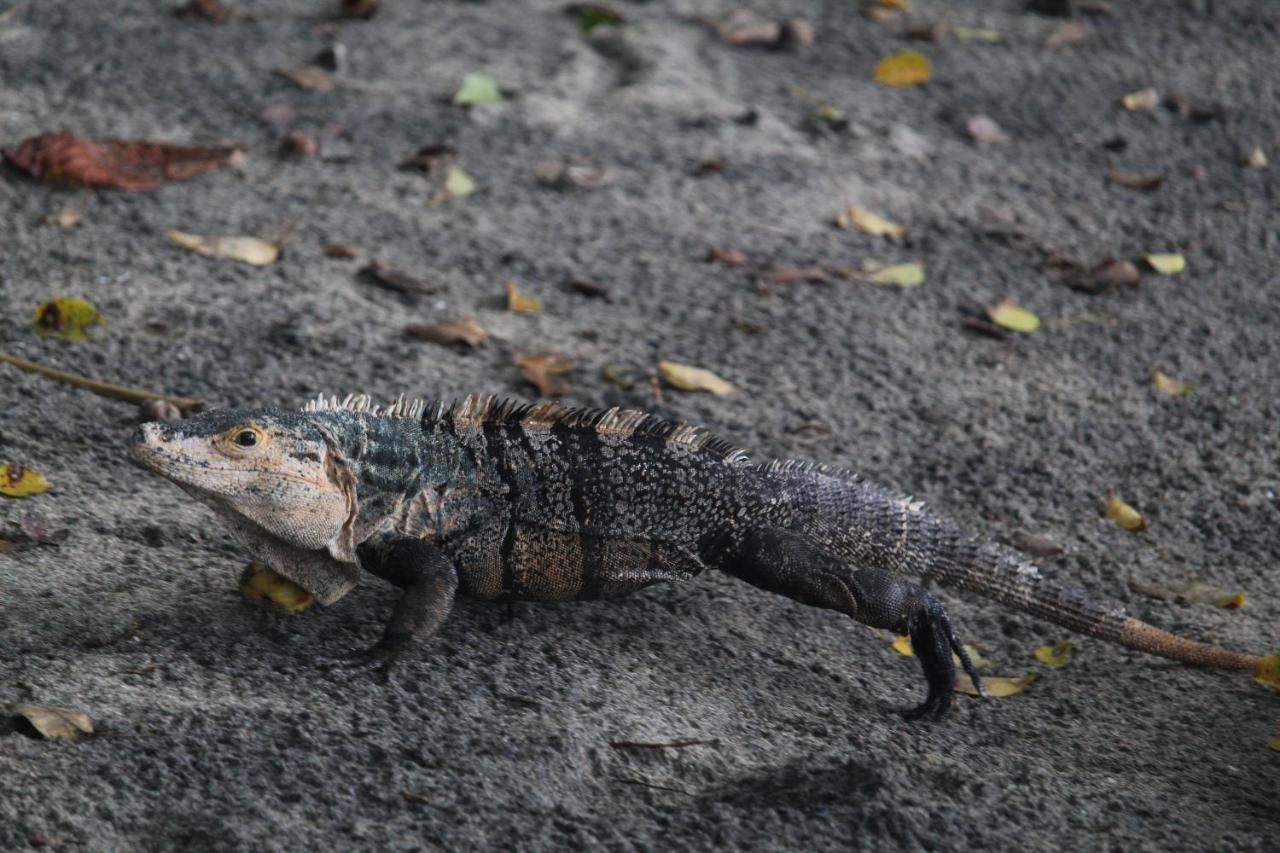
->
139;399;182;422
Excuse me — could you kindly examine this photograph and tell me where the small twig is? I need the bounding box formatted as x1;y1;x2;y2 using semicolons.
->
608;739;716;750
613;777;695;797
0;353;203;412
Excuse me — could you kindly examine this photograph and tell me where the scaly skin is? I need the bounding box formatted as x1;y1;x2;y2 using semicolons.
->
129;393;1263;719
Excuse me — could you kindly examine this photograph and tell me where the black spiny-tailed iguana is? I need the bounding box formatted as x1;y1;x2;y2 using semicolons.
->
128;393;1265;718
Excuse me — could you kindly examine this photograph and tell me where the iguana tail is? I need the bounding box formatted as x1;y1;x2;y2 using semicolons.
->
929;538;1260;671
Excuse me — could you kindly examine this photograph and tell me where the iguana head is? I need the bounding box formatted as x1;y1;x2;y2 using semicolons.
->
129;407;359;561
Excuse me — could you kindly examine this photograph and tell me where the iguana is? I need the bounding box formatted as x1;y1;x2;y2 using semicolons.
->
128;393;1264;718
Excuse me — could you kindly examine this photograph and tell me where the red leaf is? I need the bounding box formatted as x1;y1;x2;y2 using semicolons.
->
3;132;238;191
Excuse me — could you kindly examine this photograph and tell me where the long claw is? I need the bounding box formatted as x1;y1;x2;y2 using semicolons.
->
317;636;411;681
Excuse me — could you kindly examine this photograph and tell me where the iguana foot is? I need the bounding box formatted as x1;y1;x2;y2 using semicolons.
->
902;590;983;721
318;635;413;681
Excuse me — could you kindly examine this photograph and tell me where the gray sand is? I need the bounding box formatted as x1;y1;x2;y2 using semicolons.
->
1;1;1277;850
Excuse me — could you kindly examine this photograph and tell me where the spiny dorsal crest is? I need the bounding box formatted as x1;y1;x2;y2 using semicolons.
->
302;392;430;419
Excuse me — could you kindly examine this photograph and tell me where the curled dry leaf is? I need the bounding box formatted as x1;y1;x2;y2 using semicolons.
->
987;300;1040;333
44;207;81;228
326;243;359;259
1045;21;1089;49
1151;369;1194;397
758;264;828;284
168;230;279;266
241;562;314;614
1013;530;1063;559
403;319;487;347
1034;640;1072;666
834;204;906;237
958;673;1036;697
1143;253;1185;275
9;705;94;741
707;247;747;266
873;50;931;87
967;115;1009;144
0;464;49;498
1074;258;1139;293
453;73;502;106
1108;169;1164;191
516;353;572;397
274;66;334;92
3;132;238;191
1105;493;1146;531
1121;88;1159;111
658;361;735;396
865;261;924;288
1179;581;1245;610
506;281;543;314
1253;654;1280;691
1244;146;1267;169
33;297;103;340
358;261;438;296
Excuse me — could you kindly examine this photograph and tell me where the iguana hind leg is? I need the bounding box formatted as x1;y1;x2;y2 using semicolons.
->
323;537;458;677
718;527;981;719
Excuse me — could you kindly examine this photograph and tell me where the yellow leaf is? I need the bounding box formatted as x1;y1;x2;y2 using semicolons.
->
956;673;1036;697
867;261;925;288
873;50;931;87
0;464;48;498
1034;640;1072;666
987;301;1040;333
168;230;279;265
964;645;992;669
1254;654;1280;691
1105;493;1147;531
505;281;543;314
241;562;314;614
1151;370;1195;397
33;297;103;341
953;27;1002;42
1269;733;1280;752
834;204;906;237
1180;581;1245;609
658;360;736;396
443;164;475;198
1143;253;1185;275
892;634;914;656
10;704;94;741
1121;87;1159;111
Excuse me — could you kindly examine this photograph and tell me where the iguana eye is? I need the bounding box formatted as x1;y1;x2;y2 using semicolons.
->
233;429;259;448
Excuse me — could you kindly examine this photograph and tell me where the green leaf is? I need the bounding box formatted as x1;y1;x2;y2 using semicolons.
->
453;73;502;106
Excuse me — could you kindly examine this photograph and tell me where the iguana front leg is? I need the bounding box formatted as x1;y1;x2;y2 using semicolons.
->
324;537;458;675
718;527;982;720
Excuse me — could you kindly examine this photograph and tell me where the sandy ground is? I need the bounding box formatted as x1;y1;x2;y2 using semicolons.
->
1;0;1278;849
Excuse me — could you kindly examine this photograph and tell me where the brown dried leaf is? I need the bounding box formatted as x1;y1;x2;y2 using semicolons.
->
1108;169;1164;191
1105;493;1147;531
506;281;543;314
399;144;457;174
274;66;335;92
339;0;379;19
3;132;237;191
1013;530;1063;559
1045;21;1089;49
705;9;783;46
516;353;572;397
325;243;359;259
1179;581;1245;610
758;264;829;284
404;319;487;348
1073;258;1139;294
280;131;318;159
707;247;748;266
10;704;94;740
358;261;438;296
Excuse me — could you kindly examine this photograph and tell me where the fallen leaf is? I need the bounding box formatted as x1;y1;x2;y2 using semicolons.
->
1121;88;1160;111
966;115;1009;144
1013;530;1063;559
399;144;457;174
905;20;946;40
873;50;931;87
274;66;335;92
326;243;359;259
516;353;572;397
167;230;279;265
704;9;782;46
564;3;624;32
658;361;735;395
893;635;993;672
601;364;634;388
758;264;829;284
834;204;906;237
9;705;94;741
453;73;502;106
241;562;313;614
1179;581;1245;610
566;279;610;300
707;247;747;266
1244;146;1267;169
175;0;229;22
892;634;914;656
1269;729;1280;752
33;297;103;340
1073;258;1139;293
358;261;438;296
1151;369;1194;397
953;26;1002;42
956;673;1036;697
1045;21;1089;49
964;645;992;670
403;319;487;347
1143;253;1185;275
280;131;318;159
1254;654;1280;691
339;0;379;19
440;164;476;199
1034;640;1072;666
535;160;611;189
1164;94;1222;123
3;132;238;191
1105;493;1147;531
505;282;543;314
0;465;48;498
1108;169;1164;191
987;300;1040;333
866;261;925;288
44;207;81;228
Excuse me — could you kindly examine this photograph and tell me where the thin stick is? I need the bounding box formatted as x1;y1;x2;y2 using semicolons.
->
608;739;716;750
0;353;203;412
